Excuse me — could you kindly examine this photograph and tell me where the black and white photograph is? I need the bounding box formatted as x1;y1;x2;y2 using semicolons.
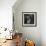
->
22;12;37;27
24;14;34;24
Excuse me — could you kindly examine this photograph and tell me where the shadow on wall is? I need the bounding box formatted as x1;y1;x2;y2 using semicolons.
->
12;0;24;11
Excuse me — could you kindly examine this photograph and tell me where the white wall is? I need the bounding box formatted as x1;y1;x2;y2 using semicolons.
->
0;0;16;29
41;0;46;46
13;0;41;46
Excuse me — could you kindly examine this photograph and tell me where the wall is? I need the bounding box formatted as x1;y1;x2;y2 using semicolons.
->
41;0;46;46
13;0;41;46
0;0;16;30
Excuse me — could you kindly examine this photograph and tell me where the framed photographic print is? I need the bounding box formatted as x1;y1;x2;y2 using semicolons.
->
22;12;37;27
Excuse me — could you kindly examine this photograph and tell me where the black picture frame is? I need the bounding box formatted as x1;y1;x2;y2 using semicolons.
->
22;12;37;27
